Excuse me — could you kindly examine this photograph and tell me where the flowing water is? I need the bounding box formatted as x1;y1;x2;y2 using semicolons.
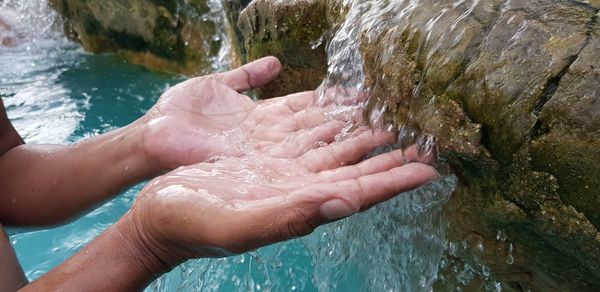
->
0;0;464;291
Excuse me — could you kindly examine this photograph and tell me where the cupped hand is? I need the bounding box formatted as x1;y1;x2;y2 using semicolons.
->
139;57;354;171
126;124;438;267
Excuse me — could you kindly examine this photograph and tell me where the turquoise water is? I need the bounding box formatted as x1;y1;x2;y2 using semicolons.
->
1;2;458;291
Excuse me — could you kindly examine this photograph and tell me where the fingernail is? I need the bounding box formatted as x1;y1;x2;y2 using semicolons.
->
320;199;357;220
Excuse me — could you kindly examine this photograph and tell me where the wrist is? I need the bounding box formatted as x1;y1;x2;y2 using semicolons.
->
114;212;182;280
21;212;182;291
117;117;165;179
134;112;182;173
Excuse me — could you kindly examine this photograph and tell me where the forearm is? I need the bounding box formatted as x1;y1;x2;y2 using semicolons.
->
0;120;161;226
0;98;24;155
0;224;27;291
20;214;174;292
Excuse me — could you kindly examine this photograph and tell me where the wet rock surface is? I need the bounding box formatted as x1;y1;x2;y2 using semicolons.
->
49;0;226;74
238;0;329;98
238;0;600;290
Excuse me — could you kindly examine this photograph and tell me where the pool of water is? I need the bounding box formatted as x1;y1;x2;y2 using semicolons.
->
1;1;457;291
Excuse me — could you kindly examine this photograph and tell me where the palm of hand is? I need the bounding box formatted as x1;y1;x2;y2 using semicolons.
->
142;77;257;169
141;61;340;170
132;122;437;261
132;57;438;264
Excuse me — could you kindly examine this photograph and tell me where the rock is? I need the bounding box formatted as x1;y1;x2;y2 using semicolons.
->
49;0;228;74
452;1;592;162
238;0;329;98
239;0;600;289
530;19;600;227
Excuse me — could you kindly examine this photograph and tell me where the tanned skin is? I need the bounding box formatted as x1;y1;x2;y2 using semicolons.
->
0;99;27;290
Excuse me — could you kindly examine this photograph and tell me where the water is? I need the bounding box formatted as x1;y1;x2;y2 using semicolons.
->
1;0;458;291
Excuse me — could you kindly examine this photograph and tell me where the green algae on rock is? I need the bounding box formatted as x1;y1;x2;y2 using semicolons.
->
238;0;330;98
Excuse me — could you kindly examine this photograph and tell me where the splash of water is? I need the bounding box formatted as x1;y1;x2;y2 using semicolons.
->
316;0;443;162
305;175;456;291
313;0;522;289
0;0;86;144
0;0;63;46
206;0;236;73
181;0;236;73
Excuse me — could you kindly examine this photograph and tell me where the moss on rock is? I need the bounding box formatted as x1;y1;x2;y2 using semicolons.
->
238;0;329;98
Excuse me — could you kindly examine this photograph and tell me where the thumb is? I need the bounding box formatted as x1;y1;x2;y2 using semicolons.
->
216;56;282;92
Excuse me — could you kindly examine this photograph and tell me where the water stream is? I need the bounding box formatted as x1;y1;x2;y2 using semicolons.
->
1;0;461;291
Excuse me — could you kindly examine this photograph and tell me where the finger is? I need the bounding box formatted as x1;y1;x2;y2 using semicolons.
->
315;163;438;220
278;162;438;238
298;128;396;172
403;144;437;166
215;56;282;92
253;105;328;133
267;121;345;158
250;117;341;148
256;162;437;242
287;103;365;132
253;92;365;132
249;92;316;129
290;107;328;130
246;91;315;133
317;148;406;182
315;142;439;182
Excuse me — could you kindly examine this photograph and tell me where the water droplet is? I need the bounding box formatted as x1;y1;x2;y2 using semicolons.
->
496;231;507;242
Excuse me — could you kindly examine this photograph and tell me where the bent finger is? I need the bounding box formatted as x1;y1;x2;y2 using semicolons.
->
261;91;315;113
317;148;406;182
319;163;438;220
315;86;370;107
